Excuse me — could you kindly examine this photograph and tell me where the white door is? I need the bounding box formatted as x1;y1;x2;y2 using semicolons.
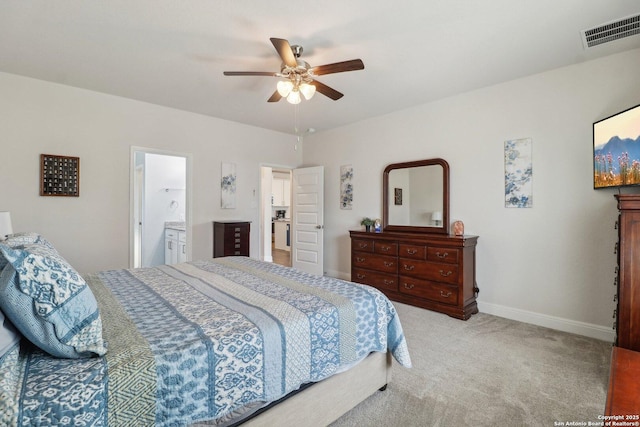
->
133;164;144;268
291;166;324;276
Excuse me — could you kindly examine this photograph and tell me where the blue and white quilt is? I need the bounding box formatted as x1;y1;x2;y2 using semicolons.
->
0;257;411;426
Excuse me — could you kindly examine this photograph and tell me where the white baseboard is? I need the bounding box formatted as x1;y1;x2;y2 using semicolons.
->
325;270;615;342
325;269;350;281
479;301;615;342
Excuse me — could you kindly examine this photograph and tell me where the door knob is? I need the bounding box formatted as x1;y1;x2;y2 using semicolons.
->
315;225;324;229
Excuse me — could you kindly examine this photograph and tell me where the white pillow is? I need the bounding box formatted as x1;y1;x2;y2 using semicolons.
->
0;309;20;359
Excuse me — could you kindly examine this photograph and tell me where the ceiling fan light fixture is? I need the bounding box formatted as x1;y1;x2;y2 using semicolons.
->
277;80;294;97
287;89;301;105
224;38;364;103
299;83;316;100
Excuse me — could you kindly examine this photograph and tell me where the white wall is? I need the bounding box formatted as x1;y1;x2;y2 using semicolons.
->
0;71;300;274
2;48;639;341
303;48;640;340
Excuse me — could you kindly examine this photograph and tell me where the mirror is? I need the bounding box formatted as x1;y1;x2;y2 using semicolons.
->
383;158;450;234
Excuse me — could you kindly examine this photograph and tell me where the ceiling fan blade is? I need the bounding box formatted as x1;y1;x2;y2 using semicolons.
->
267;91;282;103
310;59;364;76
270;38;297;68
223;71;278;76
312;80;344;100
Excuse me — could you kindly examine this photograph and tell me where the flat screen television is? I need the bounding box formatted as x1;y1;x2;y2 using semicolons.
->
593;103;640;189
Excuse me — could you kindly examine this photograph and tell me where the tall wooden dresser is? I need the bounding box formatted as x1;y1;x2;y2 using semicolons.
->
606;195;640;415
350;230;479;320
213;221;250;258
614;194;640;351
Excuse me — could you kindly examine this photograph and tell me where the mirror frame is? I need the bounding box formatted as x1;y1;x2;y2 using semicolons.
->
383;158;450;234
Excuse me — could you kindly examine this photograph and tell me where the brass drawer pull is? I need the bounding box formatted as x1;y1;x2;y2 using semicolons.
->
439;270;452;277
383;261;394;267
403;283;414;290
440;290;452;298
383;279;395;285
436;251;449;259
356;257;366;263
380;246;390;251
358;243;369;249
406;248;417;255
403;265;415;271
357;273;365;279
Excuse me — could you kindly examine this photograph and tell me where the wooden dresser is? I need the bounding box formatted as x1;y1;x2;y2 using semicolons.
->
614;194;640;351
604;195;640;415
213;221;250;258
350;230;479;320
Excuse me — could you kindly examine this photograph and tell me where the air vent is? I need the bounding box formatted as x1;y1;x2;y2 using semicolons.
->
581;14;640;49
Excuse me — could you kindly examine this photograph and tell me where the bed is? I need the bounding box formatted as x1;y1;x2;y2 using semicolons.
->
0;233;411;426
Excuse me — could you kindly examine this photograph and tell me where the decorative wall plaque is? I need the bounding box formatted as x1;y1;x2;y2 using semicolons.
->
40;154;80;197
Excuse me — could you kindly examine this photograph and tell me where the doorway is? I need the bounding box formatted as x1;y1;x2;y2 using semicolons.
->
130;147;192;268
259;165;325;275
260;166;292;267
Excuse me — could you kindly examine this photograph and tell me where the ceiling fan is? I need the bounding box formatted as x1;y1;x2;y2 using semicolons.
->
223;38;364;104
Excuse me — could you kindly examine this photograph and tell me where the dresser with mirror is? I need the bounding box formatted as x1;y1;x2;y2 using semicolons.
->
349;158;479;320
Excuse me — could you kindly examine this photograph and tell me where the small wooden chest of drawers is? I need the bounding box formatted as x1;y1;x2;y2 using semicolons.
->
213;221;250;258
350;230;479;320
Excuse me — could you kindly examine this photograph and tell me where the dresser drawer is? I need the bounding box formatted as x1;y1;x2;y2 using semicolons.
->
352;268;398;292
352;239;374;253
224;231;247;246
374;241;398;256
352;253;398;273
399;276;459;306
427;247;459;264
398;244;427;260
399;260;459;284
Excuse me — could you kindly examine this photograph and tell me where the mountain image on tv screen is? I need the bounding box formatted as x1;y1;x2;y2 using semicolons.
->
593;104;640;189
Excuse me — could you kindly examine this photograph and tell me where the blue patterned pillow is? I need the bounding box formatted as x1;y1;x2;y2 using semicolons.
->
3;232;56;249
0;243;107;358
0;232;56;271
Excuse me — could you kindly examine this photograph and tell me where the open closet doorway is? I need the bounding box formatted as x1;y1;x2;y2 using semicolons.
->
130;147;192;268
260;166;292;267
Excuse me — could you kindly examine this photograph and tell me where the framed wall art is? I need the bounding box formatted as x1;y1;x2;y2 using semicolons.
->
504;138;533;208
40;154;80;197
340;165;353;210
221;162;237;209
394;188;403;205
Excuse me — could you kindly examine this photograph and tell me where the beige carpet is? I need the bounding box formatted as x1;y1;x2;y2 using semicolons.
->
330;302;612;427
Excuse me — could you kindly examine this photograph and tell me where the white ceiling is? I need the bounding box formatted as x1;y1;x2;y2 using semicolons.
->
1;1;639;135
